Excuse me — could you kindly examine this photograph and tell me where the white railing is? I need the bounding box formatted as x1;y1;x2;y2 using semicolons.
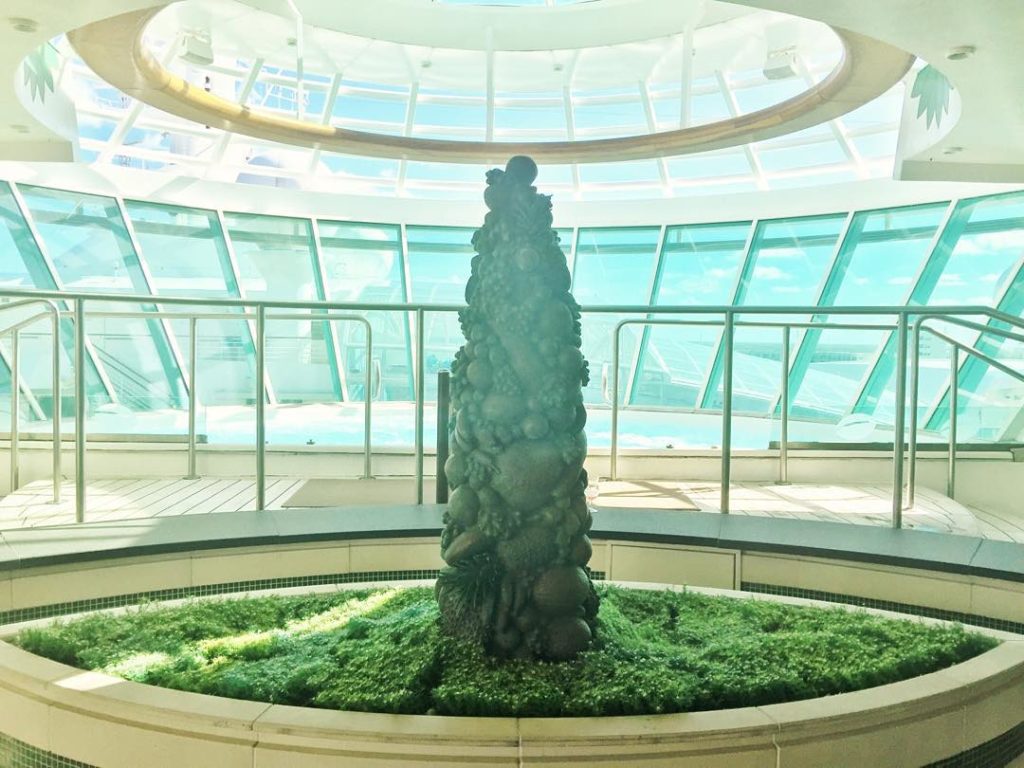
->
1;288;1022;528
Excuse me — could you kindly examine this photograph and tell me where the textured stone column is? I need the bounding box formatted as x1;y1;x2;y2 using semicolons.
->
435;156;598;661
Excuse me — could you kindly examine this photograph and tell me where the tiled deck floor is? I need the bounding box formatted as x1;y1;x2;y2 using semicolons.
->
1;476;1018;541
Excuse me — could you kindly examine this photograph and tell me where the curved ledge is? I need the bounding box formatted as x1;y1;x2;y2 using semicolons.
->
1;506;1020;585
0;581;1021;768
66;7;914;164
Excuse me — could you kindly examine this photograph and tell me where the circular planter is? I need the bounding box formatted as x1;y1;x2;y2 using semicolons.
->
0;577;1021;768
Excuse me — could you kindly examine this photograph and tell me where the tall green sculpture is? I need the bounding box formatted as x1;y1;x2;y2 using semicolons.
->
435;156;599;661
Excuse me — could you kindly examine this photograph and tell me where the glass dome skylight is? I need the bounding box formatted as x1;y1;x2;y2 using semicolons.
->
56;0;906;199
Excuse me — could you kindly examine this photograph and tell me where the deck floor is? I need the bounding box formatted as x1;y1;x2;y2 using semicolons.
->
0;475;1018;541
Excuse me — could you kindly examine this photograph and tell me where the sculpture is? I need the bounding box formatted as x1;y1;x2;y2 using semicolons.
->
435;156;599;661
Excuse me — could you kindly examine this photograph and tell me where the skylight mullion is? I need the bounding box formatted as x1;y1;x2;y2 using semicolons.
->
97;32;181;164
715;70;767;190
308;72;344;176
695;221;759;409
215;209;277;405
310;218;348;402
485;31;495;141
771;210;858;416
207;57;264;172
115;196;190;409
563;86;581;199
679;25;694;128
794;55;868;180
849;200;960;417
638;80;669;193
397;82;420;195
624;224;668;404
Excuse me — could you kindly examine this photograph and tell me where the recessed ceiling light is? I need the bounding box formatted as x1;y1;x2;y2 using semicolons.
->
946;45;975;61
7;17;38;33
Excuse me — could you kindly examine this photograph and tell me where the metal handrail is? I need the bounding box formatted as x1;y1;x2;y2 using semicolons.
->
2;287;1021;528
0;299;61;504
907;313;1024;507
610;316;906;513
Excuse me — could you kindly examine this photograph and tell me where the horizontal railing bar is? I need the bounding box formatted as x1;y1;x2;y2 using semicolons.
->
921;326;1024;385
0;311;54;335
916;314;1024;346
613;318;899;332
53;310;379;323
47;310;900;332
1;288;1018;324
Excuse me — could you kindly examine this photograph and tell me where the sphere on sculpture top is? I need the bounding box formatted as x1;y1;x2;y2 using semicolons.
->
504;155;538;184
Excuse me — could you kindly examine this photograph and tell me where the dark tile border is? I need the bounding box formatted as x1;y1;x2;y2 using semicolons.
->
0;734;96;768
924;721;1024;767
741;582;1024;635
0;570;606;627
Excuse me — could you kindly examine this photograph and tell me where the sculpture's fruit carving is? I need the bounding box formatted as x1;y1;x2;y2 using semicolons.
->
435;156;598;659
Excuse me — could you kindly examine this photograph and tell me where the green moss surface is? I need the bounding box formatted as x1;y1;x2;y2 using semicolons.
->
12;586;997;717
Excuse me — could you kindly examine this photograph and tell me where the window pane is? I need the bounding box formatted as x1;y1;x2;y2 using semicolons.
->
789;203;948;426
923;193;1024;438
707;214;846;413
19;185;182;413
126;200;256;409
406;225;475;399
633;222;751;407
319;220;412;401
0;182;104;418
222;212;337;404
573;227;660;404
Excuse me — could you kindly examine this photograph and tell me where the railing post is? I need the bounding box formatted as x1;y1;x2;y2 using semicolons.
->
363;321;373;480
778;325;790;485
10;328;19;493
186;316;199;480
74;298;86;523
610;322;621;481
436;370;450;504
948;345;958;499
907;320;921;509
720;312;734;513
414;308;425;505
50;305;61;504
255;305;266;511
891;314;908;528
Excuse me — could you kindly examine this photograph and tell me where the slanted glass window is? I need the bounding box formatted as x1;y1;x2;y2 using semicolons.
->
922;192;1024;439
0;182;41;290
406;225;475;398
319;220;412;401
705;214;847;415
633;221;751;407
126;201;256;409
573;226;661;404
222;212;338;405
19;185;182;414
0;182;96;420
788;203;948;429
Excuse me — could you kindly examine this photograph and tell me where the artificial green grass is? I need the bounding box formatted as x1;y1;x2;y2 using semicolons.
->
13;586;997;717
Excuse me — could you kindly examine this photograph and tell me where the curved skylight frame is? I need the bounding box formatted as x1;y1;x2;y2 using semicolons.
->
61;25;905;200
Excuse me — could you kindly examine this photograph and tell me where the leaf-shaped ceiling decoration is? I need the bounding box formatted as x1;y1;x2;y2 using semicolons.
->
910;64;953;130
22;44;59;104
